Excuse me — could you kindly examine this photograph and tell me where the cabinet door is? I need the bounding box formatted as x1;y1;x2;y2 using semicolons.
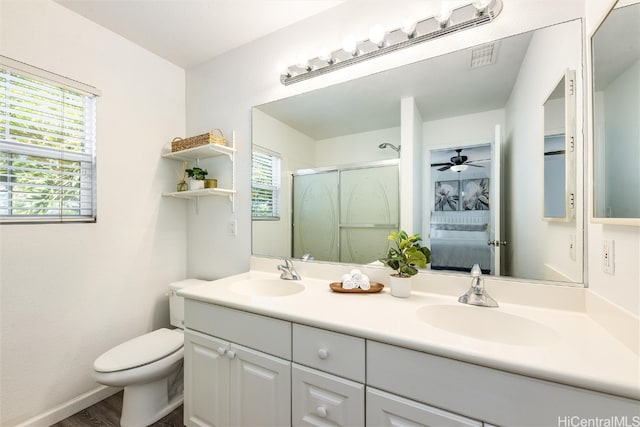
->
184;330;230;427
366;387;482;427
292;364;364;427
229;343;291;427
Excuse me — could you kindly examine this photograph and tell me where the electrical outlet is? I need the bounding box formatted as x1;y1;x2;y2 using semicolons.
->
229;219;237;236
602;240;615;275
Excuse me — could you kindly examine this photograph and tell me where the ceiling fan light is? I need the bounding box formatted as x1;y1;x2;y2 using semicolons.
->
451;164;468;172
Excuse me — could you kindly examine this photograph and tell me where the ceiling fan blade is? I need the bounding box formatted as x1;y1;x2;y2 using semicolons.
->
431;162;452;167
438;165;452;171
466;158;491;164
467;164;484;168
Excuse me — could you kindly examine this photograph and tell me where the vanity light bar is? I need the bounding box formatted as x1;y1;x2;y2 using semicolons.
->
280;0;503;86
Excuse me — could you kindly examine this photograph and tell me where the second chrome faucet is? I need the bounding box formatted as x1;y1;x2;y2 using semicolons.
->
458;264;498;307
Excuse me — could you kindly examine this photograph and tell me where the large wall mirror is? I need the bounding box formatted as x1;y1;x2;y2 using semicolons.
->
252;18;584;285
592;1;640;224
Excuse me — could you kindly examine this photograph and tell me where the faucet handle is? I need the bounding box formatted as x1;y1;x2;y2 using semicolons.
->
470;263;482;277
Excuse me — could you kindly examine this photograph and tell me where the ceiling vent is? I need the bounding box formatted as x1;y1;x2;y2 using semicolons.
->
470;43;498;68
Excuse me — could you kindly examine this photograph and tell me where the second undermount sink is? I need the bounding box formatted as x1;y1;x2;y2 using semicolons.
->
416;304;558;346
229;278;305;297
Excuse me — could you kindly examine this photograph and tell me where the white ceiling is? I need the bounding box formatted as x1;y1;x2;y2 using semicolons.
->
54;0;344;68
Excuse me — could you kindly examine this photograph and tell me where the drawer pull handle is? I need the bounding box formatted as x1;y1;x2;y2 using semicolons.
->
217;347;227;356
226;350;236;359
316;406;328;418
317;348;329;360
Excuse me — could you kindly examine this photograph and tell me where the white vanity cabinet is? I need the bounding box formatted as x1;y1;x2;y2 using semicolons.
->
367;341;640;427
183;301;292;427
292;324;365;426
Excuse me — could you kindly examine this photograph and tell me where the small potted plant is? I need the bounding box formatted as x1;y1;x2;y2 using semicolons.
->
379;230;431;298
185;166;208;190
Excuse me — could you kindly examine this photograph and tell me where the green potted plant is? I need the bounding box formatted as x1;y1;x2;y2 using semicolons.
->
379;230;431;297
185;166;208;190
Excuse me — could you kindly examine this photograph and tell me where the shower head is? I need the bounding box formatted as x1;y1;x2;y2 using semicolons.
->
378;143;401;152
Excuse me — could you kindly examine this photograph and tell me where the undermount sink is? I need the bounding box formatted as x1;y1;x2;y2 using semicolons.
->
416;304;558;346
229;278;305;297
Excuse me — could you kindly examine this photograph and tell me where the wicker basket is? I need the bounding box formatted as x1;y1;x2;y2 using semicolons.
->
171;128;227;152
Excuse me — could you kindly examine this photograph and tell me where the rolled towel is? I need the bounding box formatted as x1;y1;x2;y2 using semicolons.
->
359;274;371;291
342;278;357;289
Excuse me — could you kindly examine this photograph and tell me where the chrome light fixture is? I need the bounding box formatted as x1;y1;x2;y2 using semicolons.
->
280;0;503;85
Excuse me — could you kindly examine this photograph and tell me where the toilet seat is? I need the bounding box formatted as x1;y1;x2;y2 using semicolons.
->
94;328;183;373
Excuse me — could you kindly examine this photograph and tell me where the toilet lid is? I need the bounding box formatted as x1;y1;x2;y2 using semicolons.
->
94;328;183;373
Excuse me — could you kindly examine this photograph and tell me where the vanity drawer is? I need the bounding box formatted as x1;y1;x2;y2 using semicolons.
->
292;363;364;426
185;300;291;360
293;324;365;382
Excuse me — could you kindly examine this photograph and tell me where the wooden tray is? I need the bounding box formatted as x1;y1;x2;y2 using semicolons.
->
329;282;384;293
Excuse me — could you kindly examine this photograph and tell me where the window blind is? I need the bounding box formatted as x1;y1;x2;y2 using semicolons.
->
252;149;281;219
0;64;97;223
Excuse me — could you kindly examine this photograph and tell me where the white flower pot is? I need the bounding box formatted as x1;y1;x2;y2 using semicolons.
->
189;179;205;190
389;274;412;298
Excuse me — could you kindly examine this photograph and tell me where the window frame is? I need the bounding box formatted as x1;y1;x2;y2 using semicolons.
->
0;56;99;224
251;147;281;221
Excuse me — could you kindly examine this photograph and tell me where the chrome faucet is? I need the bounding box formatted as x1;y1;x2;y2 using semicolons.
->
277;257;301;280
458;264;498;307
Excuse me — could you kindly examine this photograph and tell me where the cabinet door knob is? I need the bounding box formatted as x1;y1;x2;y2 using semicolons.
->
226;350;236;359
317;348;329;360
316;406;328;418
217;347;227;356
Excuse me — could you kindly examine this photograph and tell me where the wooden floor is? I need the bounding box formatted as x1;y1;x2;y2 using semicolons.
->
51;391;183;427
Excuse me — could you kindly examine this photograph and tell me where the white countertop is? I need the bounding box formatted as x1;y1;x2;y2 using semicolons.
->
178;269;640;401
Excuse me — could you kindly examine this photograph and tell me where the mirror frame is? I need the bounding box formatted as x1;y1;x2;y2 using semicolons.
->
589;1;640;226
543;69;577;222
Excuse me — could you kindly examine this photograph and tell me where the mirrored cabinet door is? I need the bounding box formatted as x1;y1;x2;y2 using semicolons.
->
591;1;640;225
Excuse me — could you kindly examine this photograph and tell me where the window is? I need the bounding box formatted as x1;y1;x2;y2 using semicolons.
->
252;148;281;219
0;58;98;223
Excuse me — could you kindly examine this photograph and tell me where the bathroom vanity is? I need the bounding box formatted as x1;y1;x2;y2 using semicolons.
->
178;262;640;427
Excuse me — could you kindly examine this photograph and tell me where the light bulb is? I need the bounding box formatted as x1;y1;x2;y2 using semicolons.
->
401;17;417;38
341;34;358;55
472;0;492;13
318;47;334;64
295;52;310;71
277;62;290;77
434;4;453;27
369;24;386;47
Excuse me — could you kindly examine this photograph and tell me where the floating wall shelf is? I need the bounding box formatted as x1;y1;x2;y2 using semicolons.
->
161;131;237;213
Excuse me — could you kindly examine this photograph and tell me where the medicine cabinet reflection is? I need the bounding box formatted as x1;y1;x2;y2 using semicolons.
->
543;70;576;221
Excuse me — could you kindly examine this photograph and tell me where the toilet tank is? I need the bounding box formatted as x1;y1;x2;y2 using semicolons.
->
168;279;208;328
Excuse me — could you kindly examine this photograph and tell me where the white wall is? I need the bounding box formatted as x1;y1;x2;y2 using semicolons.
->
586;0;640;316
251;109;315;257
315;127;400;166
0;1;186;425
504;19;583;283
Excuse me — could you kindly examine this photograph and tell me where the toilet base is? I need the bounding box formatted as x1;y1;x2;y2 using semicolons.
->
120;366;184;427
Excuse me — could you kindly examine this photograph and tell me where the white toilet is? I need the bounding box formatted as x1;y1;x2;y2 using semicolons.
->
93;279;204;427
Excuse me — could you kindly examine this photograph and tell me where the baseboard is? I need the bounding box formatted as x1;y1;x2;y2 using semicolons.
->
12;385;121;427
